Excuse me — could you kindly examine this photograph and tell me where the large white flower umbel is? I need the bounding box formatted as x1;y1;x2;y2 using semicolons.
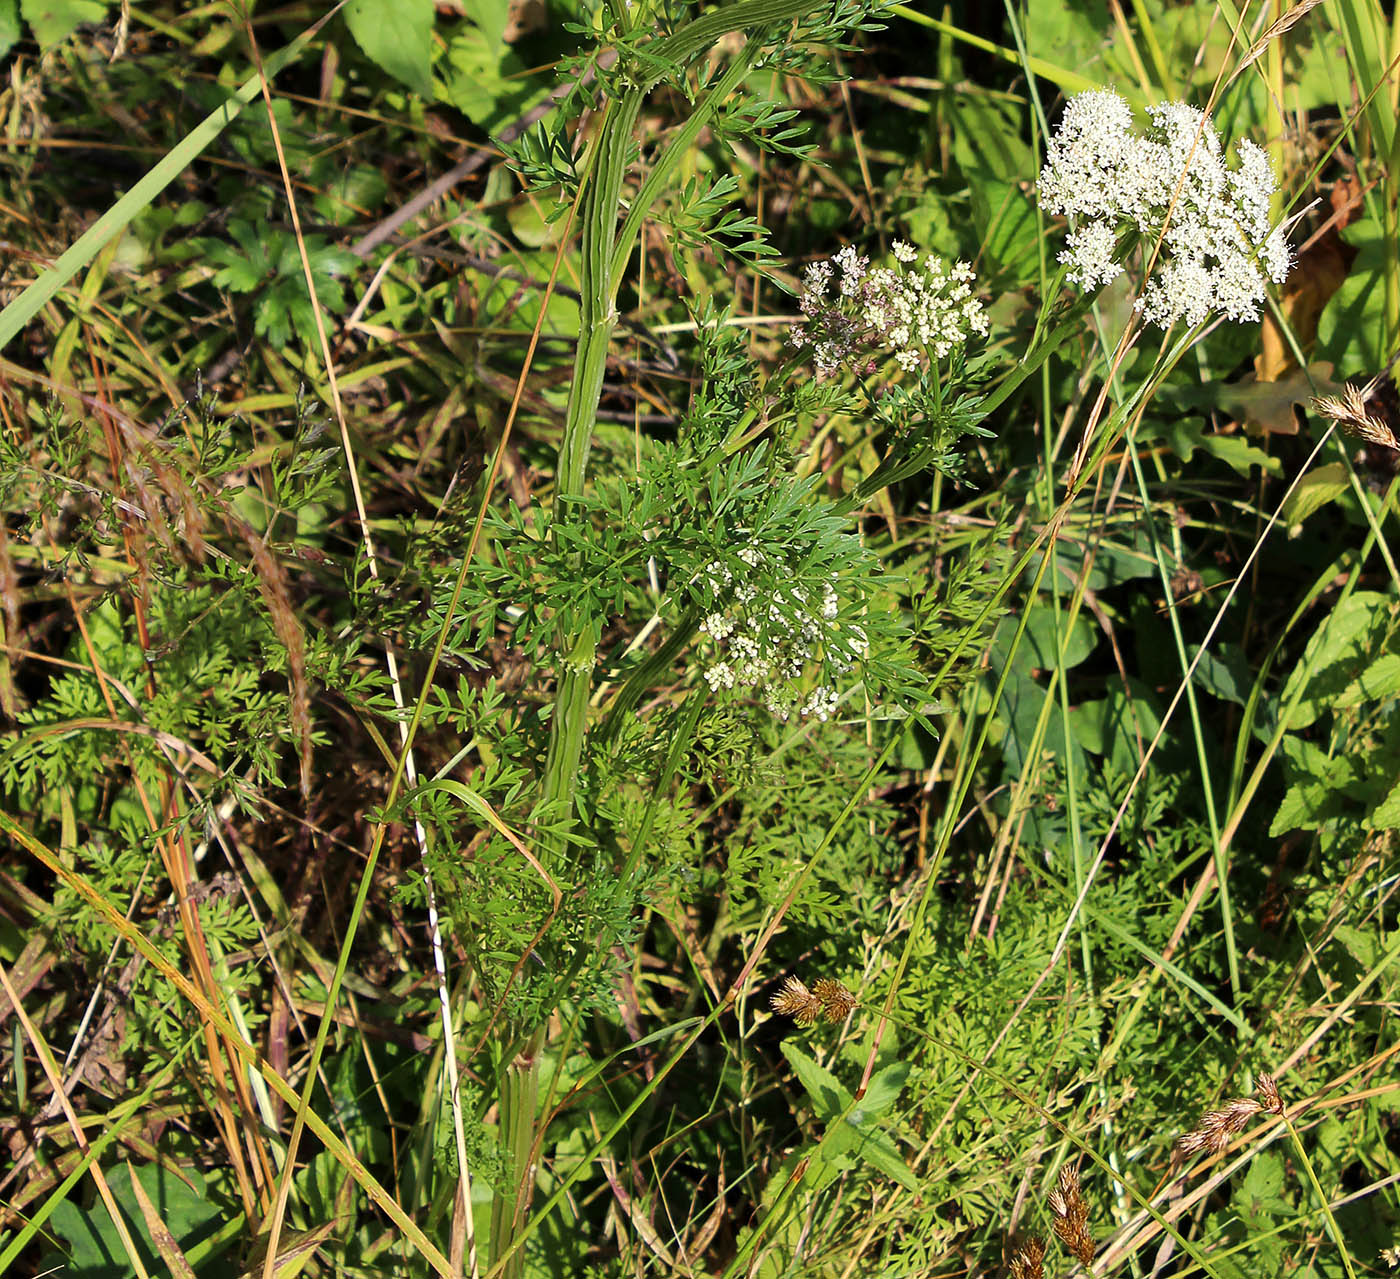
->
1039;89;1293;329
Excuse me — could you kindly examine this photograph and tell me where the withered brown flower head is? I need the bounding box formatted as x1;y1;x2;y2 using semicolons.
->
1256;1072;1284;1114
771;976;821;1026
810;977;857;1023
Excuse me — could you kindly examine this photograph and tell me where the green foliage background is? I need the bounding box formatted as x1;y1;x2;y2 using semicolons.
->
0;0;1398;1277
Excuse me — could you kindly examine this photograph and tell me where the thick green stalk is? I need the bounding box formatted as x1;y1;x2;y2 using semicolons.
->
491;6;837;1273
489;1040;543;1274
491;92;641;1279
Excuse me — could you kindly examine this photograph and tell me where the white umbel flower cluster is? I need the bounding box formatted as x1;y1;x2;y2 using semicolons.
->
1039;89;1293;329
791;242;989;377
697;550;864;722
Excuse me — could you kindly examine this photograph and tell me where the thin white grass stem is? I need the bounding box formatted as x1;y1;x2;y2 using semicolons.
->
239;27;476;1279
1043;424;1338;996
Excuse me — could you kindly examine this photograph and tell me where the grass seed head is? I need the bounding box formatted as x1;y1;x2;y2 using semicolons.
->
1312;380;1400;452
1177;1073;1283;1156
1009;1235;1046;1279
771;975;856;1025
1048;1164;1095;1267
771;976;821;1026
810;977;857;1023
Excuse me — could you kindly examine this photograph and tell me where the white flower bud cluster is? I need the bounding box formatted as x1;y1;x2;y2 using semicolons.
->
697;550;862;722
1038;89;1293;328
791;242;989;377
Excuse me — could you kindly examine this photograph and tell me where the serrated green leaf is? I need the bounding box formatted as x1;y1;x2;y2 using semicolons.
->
437;24;540;128
780;1044;918;1190
1270;735;1360;836
209;251;266;293
1368;776;1400;830
1281;591;1396;729
1335;652;1400;708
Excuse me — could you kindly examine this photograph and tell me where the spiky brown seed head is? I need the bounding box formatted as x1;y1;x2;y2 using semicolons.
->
1313;381;1400;451
1009;1235;1046;1279
1178;1073;1283;1157
1049;1165;1094;1267
810;978;857;1023
771;976;821;1026
1256;1072;1284;1115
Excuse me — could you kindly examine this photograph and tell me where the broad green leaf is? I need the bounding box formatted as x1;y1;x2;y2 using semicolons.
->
1280;590;1397;730
47;1162;220;1277
462;0;511;52
1240;1150;1286;1208
824;1110;920;1190
1216;364;1332;437
1025;0;1111;76
972;177;1039;282
1317;215;1389;378
1369;776;1400;829
127;1165;197;1279
0;0;20;59
19;0;106;50
1163;420;1283;479
1281;461;1350;529
1331;923;1381;970
1011;603;1097;672
1335;652;1400;708
859;1061;911;1115
780;1040;847;1119
437;24;541;128
1189;645;1251;707
1050;530;1156;592
1068;678;1163;773
507;198;562;249
779;1045;918;1191
344;0;435;99
951;95;1034;183
1270;735;1361;836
